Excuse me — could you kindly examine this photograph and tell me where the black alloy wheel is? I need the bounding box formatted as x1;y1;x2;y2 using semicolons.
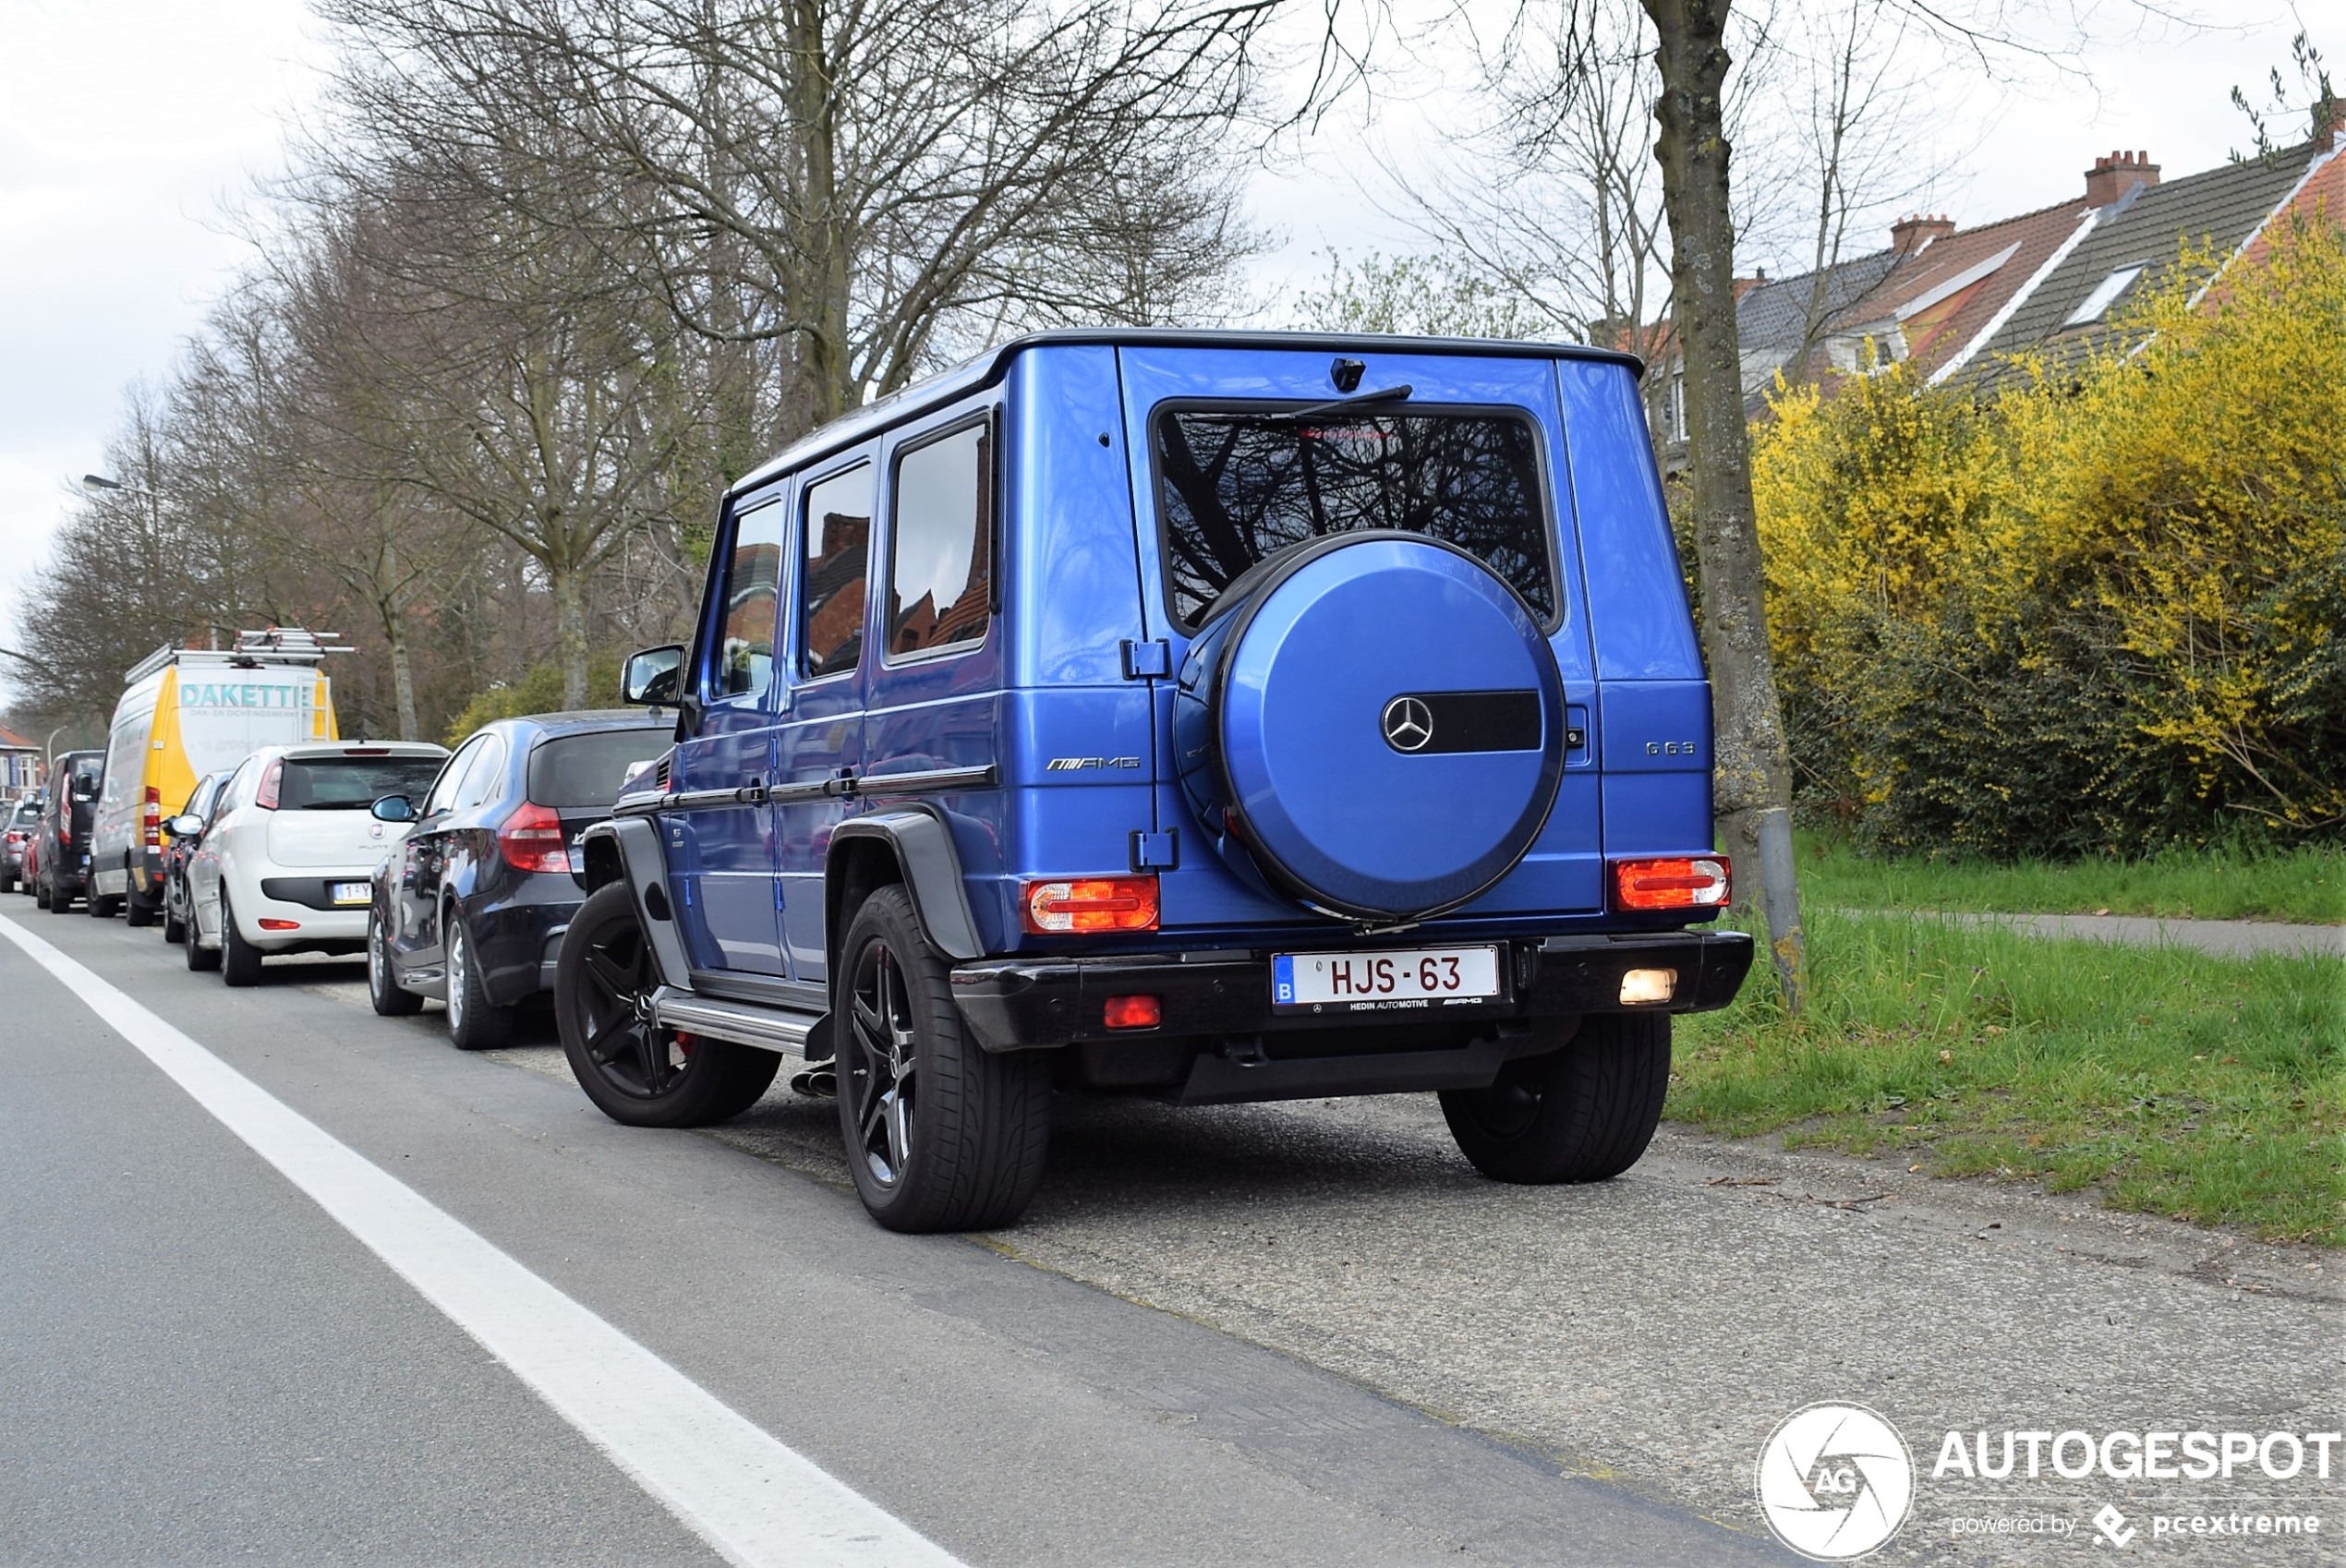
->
832;886;1050;1233
162;877;186;944
1438;1011;1672;1183
556;882;777;1128
843;936;919;1191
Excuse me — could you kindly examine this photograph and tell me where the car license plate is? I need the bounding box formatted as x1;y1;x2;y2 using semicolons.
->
332;882;370;906
1272;945;1502;1010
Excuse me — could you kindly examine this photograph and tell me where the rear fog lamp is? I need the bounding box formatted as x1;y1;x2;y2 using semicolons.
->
1102;995;1162;1030
258;918;301;932
1620;968;1677;1006
1022;875;1159;934
1611;856;1730;911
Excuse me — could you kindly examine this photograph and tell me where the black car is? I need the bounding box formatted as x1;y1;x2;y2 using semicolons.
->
367;711;671;1048
34;751;105;913
158;770;230;944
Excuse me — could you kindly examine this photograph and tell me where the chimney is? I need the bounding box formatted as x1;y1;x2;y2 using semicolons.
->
1890;213;1956;255
2085;149;2159;208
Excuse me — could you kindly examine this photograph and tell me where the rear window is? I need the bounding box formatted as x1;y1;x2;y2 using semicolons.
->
527;730;669;810
1154;405;1555;630
277;756;447;810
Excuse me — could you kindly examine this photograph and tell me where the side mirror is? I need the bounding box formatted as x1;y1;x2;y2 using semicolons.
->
164;814;205;838
370;795;418;823
71;781;99;803
622;644;684;706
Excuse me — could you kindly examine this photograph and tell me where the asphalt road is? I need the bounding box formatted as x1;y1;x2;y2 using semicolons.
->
0;907;1798;1568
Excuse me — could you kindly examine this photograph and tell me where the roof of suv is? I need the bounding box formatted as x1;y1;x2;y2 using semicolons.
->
483;709;673;738
728;327;1647;501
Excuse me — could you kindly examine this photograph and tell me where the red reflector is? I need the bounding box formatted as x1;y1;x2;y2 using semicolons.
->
1611;856;1731;911
257;918;301;931
1102;995;1162;1030
499;801;572;874
1022;875;1160;934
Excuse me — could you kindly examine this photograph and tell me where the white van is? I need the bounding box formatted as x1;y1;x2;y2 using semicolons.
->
90;629;342;923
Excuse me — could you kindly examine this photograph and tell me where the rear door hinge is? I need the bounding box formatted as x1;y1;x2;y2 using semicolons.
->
1120;639;1172;680
1129;828;1180;872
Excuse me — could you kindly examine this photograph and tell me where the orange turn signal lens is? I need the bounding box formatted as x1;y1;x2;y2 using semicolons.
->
1611;856;1730;911
1022;875;1160;934
1102;995;1162;1030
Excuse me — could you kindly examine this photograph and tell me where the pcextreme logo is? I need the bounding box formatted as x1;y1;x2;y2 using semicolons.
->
1756;1402;1916;1561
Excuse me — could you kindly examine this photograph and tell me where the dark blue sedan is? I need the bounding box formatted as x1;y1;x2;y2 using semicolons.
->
366;710;672;1047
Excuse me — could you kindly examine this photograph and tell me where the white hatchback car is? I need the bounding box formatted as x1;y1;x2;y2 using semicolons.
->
178;742;451;986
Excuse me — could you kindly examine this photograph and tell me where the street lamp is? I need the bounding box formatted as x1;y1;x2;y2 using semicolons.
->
82;473;153;498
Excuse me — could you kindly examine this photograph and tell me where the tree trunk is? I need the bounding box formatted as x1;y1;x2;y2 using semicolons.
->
1641;0;1805;1009
385;611;420;742
552;559;589;709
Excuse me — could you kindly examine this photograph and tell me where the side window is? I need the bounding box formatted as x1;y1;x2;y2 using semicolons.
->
453;736;508;811
212;762;254;820
888;422;993;660
715;499;789;700
425;739;484;816
801;464;873;680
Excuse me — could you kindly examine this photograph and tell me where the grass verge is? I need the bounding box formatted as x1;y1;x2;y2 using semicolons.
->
1795;835;2345;924
1667;910;2345;1244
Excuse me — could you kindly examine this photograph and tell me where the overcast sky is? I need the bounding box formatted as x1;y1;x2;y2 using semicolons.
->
0;0;2308;710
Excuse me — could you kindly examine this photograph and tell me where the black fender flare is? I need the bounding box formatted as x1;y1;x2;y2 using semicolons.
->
578;816;693;990
826;807;985;966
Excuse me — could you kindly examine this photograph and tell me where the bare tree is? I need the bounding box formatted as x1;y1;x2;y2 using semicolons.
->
313;0;1276;442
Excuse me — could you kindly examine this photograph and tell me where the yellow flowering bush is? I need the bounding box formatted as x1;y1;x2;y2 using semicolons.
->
1752;220;2346;855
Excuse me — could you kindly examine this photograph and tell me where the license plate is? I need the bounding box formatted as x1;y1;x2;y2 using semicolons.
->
1272;945;1502;1010
332;882;370;906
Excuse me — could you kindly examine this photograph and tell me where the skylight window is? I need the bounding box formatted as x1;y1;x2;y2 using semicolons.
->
2064;264;2146;326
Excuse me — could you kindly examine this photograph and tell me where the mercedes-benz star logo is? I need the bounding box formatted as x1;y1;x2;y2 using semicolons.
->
1381;695;1434;753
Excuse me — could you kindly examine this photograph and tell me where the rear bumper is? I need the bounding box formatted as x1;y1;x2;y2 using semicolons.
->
949;928;1752;1052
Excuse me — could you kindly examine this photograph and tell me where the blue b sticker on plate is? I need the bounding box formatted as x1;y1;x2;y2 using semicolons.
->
1272;954;1296;1006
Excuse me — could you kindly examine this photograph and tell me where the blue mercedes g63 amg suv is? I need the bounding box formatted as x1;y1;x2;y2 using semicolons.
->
562;330;1752;1233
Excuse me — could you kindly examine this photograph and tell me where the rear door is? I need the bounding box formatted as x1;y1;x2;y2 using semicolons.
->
392;738;485;977
1112;345;1604;930
856;409;1003;945
671;489;790;976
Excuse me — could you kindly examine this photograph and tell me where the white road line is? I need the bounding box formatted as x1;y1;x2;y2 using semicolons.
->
0;915;963;1568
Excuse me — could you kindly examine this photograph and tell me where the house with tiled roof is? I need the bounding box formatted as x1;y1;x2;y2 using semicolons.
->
0;723;43;799
1819;199;2094;383
1952;134;2340;392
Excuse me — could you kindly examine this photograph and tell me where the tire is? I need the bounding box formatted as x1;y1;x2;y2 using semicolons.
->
90;890;121;919
162;881;186;944
444;918;515;1049
557;882;780;1128
834;886;1050;1233
1438;1012;1672;1184
186;896;222;971
34;877;50;910
219;892;263;987
126;889;157;928
368;911;423;1016
0;871;14;895
45;875;74;914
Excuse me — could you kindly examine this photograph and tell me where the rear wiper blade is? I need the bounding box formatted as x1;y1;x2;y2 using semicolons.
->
1285;383;1413;420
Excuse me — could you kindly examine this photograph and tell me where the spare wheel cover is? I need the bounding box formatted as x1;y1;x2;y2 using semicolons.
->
1182;531;1566;921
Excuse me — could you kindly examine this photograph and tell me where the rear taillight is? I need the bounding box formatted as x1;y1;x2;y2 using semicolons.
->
255;759;284;811
1610;856;1730;911
499;802;572;874
142;786;162;850
1021;875;1160;934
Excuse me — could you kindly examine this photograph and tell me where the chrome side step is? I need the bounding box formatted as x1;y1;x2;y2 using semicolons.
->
650;987;822;1055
